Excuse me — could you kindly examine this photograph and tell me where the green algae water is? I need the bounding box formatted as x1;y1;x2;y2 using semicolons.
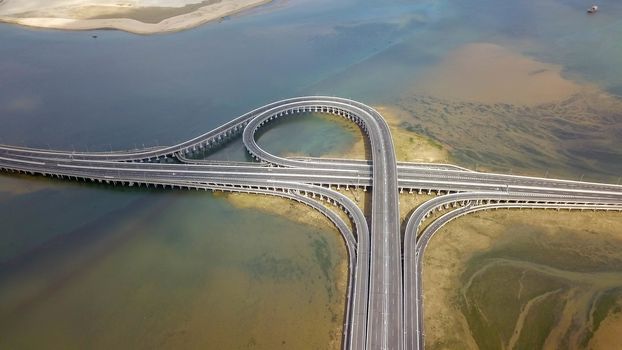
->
255;113;359;158
203;113;360;162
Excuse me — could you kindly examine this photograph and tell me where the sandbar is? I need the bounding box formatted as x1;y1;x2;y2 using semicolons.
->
0;0;272;34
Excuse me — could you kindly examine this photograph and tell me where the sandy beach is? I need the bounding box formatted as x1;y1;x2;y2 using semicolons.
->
0;0;272;34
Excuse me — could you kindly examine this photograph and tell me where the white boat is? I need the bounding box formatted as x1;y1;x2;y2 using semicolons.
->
588;5;598;13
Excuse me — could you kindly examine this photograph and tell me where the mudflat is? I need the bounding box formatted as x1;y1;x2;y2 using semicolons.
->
423;210;622;350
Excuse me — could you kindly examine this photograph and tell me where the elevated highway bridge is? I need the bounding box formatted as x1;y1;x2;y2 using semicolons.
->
1;97;621;350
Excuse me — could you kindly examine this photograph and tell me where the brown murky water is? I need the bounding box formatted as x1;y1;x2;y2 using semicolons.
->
0;178;347;349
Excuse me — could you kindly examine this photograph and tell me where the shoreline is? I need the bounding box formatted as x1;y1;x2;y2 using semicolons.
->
0;0;272;35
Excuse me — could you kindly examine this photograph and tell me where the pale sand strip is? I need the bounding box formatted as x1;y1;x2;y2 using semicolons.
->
0;0;271;34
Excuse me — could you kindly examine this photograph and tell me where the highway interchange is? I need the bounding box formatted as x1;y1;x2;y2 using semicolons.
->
1;96;622;350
